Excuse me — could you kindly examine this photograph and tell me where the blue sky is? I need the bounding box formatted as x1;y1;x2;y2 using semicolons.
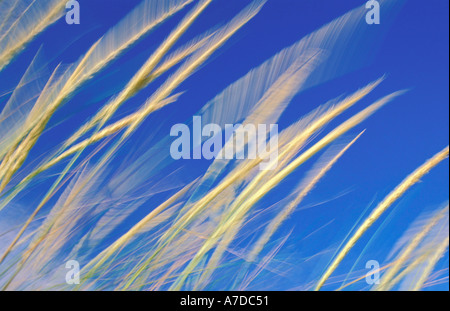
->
0;0;448;290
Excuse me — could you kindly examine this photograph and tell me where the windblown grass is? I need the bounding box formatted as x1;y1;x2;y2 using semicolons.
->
315;147;449;291
0;0;447;291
